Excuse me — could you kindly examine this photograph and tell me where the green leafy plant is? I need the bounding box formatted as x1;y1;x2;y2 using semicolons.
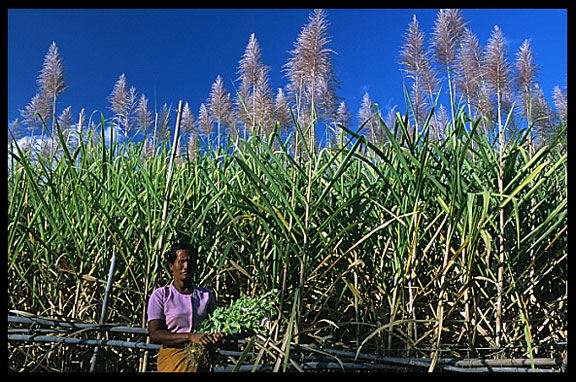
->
199;290;277;335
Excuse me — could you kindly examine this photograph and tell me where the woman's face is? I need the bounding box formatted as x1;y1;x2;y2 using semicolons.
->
169;249;195;282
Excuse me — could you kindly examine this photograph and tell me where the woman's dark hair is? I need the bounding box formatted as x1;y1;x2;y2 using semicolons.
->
167;242;197;265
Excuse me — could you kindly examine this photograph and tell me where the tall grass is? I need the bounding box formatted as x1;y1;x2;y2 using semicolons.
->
7;100;567;370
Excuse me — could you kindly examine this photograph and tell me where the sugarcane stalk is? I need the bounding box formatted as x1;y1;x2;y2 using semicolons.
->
151;99;184;290
140;100;183;372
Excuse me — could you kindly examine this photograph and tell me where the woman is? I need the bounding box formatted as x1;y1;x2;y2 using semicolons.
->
147;242;228;372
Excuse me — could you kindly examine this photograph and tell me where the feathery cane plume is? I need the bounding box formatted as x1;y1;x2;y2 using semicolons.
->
531;83;553;146
45;105;71;156
57;106;73;131
180;101;195;136
135;94;154;157
335;100;351;127
431;104;448;140
236;33;271;135
515;40;538;92
8;119;23;146
383;106;397;129
399;15;426;82
237;34;267;95
108;74;137;141
252;69;275;135
552;85;567;123
274;88;293;133
484;26;512;105
37;41;68;131
455;28;494;133
77;108;86;143
455;29;483;113
358;92;380;143
399;14;436;128
515;39;539;123
208;75;233;147
187;128;199;163
20;92;51;133
431;9;466;69
284;8;339;151
135;94;153;134
197;103;214;142
156;104;172;145
208;76;233;125
483;25;514;140
431;9;466;125
108;74;129;115
180;102;198;161
328;100;351;148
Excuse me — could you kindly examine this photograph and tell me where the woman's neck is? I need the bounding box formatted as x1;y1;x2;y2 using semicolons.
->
172;279;194;294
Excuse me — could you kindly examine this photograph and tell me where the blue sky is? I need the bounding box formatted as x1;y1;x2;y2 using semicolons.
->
7;8;567;144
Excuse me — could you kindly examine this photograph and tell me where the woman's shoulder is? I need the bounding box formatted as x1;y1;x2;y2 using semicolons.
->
194;286;216;308
194;285;214;295
150;284;172;298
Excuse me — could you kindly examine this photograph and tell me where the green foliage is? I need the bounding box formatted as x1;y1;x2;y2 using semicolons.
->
7;111;567;342
199;290;277;335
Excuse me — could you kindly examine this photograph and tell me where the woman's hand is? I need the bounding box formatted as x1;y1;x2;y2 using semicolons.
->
189;332;229;346
210;331;229;345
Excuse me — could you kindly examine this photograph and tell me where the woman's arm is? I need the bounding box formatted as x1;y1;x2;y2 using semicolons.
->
148;319;226;347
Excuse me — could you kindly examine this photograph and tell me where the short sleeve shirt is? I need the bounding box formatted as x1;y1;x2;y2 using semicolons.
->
147;284;216;333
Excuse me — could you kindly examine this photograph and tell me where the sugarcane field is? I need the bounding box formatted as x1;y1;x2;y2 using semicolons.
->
8;9;567;372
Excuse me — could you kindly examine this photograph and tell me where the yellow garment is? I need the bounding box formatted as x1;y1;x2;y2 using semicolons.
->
157;345;211;372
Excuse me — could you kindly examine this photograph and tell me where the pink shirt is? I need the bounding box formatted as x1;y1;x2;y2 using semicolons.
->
147;284;216;333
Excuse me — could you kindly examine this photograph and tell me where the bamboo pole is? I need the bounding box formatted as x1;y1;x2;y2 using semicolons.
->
8;315;148;335
8;334;160;351
89;250;117;371
213;362;559;373
9;331;564;369
8;327;564;372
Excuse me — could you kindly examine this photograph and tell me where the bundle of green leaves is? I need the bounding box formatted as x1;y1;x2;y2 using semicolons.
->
199;290;277;335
